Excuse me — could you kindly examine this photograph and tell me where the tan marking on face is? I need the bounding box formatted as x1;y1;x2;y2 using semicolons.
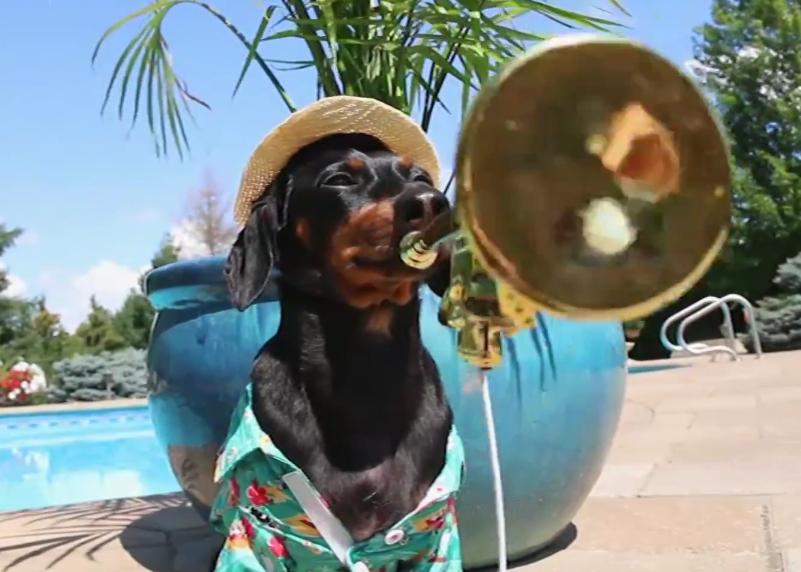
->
327;200;418;308
363;305;395;336
398;156;413;170
295;218;311;248
346;158;366;171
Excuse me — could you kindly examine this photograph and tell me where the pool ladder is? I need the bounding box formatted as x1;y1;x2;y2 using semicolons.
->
660;294;762;361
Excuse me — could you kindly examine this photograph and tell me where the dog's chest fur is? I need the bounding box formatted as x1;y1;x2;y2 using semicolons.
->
250;287;452;541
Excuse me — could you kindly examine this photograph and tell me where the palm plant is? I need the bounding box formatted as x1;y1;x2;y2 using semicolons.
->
94;0;628;161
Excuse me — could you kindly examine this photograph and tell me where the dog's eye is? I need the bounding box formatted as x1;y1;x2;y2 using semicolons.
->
413;173;433;185
323;173;356;187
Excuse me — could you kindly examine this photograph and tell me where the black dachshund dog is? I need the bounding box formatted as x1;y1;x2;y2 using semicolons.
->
223;132;455;544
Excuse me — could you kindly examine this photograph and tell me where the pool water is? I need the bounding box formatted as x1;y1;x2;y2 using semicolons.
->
628;363;686;374
0;363;671;513
0;406;180;512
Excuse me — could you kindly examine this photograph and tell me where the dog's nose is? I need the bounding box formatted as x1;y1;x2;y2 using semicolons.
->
395;190;449;229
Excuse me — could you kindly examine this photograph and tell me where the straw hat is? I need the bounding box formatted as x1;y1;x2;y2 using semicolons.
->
234;96;442;225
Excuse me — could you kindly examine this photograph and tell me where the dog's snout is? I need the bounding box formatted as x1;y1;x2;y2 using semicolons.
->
395;191;449;229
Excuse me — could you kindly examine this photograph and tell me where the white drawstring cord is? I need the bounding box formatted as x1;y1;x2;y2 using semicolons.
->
480;369;507;572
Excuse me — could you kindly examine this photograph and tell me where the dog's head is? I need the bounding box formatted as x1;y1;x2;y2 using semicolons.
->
225;133;451;311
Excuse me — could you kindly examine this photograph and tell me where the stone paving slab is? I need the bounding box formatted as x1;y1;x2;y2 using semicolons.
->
522;549;771;572
0;495;222;572
1;350;799;571
773;496;801;548
569;496;770;554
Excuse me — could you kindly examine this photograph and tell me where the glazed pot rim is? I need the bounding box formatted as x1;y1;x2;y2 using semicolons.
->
144;256;280;311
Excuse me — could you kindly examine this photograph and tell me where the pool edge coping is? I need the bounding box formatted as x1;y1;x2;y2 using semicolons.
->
0;398;149;417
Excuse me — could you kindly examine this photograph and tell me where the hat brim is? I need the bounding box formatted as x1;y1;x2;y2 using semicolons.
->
234;96;442;225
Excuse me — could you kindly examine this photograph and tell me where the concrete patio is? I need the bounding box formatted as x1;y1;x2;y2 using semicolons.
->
1;350;799;571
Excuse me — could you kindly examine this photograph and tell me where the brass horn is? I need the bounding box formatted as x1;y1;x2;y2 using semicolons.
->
400;35;732;369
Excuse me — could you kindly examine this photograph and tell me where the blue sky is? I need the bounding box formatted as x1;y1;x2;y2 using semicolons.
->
0;0;713;330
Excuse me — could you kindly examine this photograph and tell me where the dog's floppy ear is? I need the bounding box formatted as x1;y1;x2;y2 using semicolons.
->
225;195;281;311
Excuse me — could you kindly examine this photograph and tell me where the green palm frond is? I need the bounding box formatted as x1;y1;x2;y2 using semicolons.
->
95;0;628;159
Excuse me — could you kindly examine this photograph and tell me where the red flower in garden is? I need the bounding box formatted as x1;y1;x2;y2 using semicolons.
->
0;369;33;404
269;535;289;558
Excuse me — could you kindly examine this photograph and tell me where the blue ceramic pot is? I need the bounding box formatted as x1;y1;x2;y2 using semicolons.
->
144;257;626;569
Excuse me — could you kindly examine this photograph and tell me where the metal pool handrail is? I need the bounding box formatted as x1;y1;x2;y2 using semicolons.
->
660;295;762;361
676;294;762;361
660;296;736;358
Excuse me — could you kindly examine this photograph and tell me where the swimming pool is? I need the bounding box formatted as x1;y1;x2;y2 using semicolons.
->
628;363;687;374
0;406;180;512
0;362;671;512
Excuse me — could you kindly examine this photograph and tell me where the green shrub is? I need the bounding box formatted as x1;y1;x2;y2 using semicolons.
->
751;253;801;352
53;348;148;402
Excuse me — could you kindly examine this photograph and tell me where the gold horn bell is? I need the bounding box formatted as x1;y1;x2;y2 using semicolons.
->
400;35;732;369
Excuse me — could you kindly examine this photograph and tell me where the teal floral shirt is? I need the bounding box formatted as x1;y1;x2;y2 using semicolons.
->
210;386;465;571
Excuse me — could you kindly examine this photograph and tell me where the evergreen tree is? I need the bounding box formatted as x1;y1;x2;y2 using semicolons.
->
751;251;801;351
0;228;86;377
0;299;35;364
115;234;180;351
0;298;83;379
693;0;801;301
151;233;180;269
74;296;126;353
51;348;148;402
113;290;155;349
0;226;33;368
0;224;22;294
632;0;801;359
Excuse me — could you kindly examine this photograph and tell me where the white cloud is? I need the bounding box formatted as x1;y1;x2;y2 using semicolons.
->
0;228;37;300
2;215;145;330
170;219;210;260
0;262;27;297
72;260;141;309
72;260;139;308
37;260;143;332
6;275;27;297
